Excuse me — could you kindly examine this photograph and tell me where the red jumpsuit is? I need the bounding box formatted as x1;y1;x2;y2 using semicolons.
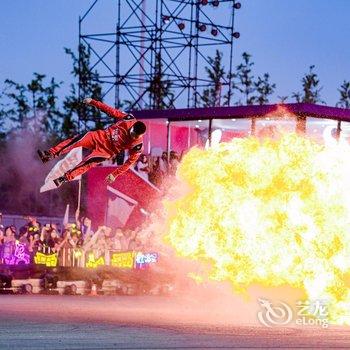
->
49;99;144;181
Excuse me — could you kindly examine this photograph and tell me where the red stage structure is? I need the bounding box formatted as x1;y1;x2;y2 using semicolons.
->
86;103;350;228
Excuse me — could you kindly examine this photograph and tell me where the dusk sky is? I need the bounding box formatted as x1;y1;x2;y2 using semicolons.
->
1;0;349;106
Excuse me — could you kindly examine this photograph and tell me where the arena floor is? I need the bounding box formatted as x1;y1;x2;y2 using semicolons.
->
0;295;349;349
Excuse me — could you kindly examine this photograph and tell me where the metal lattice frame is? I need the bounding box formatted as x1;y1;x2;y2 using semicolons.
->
79;0;239;112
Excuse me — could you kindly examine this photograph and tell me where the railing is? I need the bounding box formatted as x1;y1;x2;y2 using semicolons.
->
0;243;158;269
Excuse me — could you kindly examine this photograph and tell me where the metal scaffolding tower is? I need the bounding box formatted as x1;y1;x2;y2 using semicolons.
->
79;0;240;111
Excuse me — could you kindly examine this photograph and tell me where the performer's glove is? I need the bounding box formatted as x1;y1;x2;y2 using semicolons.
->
83;97;92;105
106;174;116;184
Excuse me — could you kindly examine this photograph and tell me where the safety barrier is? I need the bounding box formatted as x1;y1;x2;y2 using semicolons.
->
0;242;158;269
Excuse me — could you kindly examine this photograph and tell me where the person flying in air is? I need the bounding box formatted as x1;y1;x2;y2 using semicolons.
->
37;98;146;187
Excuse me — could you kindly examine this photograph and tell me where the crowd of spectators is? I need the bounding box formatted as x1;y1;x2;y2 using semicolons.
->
134;150;182;187
0;211;157;266
0;150;181;266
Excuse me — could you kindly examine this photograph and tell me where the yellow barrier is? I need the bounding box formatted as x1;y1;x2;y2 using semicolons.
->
111;251;135;269
34;252;58;267
86;253;105;268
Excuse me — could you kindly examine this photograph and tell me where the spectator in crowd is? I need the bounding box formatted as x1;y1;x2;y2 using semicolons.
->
169;150;180;175
68;233;82;249
0;226;4;262
28;233;43;253
119;229;134;251
135;154;150;181
0;226;4;244
23;216;41;236
159;152;169;177
0;206;161;267
18;226;29;244
128;237;143;251
111;229;123;251
75;208;93;239
127;230;138;250
46;229;62;252
4;226;16;244
2;226;16;263
148;156;162;187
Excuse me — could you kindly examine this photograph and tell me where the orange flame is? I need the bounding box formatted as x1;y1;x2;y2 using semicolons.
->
163;133;350;325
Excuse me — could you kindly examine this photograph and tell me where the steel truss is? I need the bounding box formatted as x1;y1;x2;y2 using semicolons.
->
79;0;240;112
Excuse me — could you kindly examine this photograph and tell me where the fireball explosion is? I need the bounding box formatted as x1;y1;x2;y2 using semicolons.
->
164;133;350;325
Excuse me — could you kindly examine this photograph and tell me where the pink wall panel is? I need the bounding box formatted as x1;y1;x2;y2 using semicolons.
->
86;167;160;229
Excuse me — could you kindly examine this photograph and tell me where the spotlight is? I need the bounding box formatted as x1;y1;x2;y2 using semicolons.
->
234;2;241;9
212;0;219;7
178;22;185;30
201;0;209;5
233;32;240;38
211;28;218;36
198;24;206;32
162;15;170;24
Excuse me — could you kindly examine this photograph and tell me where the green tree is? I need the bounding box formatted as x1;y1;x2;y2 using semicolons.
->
2;73;62;139
43;77;62;143
64;44;104;133
148;52;174;109
336;80;350;108
236;52;255;105
201;50;226;107
277;95;289;103
2;79;30;130
254;73;276;105
0;92;7;146
292;65;323;103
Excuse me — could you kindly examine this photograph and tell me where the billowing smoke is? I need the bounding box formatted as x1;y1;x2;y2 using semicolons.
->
0;111;77;216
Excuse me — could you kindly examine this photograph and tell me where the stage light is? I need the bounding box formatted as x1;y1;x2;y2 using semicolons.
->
233;32;240;38
212;0;219;7
211;28;218;36
234;2;241;9
199;24;206;32
178;22;185;31
162;15;170;24
201;0;209;5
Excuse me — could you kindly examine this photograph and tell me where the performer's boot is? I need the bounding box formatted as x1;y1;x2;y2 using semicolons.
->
37;150;54;163
53;174;68;188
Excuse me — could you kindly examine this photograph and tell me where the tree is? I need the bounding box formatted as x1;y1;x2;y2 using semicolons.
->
2;79;30;131
2;73;62;140
236;52;255;105
64;44;104;133
0;92;7;146
43;77;63;143
336;80;350;108
292;65;323;104
148;52;174;109
27;73;62;141
277;95;289;103
201;50;226;107
254;73;276;105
